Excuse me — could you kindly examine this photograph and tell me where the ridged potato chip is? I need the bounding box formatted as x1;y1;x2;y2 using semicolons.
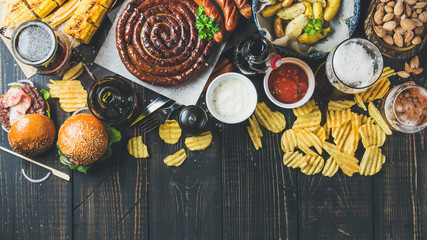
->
301;155;324;175
368;102;392;135
322;157;339;177
313;126;326;143
296;129;322;155
283;151;307;168
326;109;352;128
359;146;386;176
48;80;88;112
185;131;213;151
63;62;84;80
354;93;367;111
358;123;386;148
328;100;356;111
164;149;187;167
248;115;263;150
323;141;359;176
293;107;321;129
281;129;298;152
127;136;149;158
255;102;286;133
159;120;182;144
293;99;316;116
359;77;391;103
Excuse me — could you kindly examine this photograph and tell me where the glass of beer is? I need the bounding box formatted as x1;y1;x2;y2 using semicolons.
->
382;83;427;133
1;20;70;73
325;38;383;94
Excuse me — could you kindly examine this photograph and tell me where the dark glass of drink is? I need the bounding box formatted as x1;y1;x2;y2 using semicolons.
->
88;76;139;125
6;20;70;72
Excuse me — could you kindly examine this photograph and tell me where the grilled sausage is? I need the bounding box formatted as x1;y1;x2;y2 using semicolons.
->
193;0;226;42
217;0;239;32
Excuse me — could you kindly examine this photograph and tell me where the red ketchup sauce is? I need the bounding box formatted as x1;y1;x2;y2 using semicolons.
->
268;63;308;104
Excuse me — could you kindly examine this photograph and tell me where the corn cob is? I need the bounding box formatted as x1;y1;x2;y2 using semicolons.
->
64;14;98;44
43;0;80;28
27;0;59;18
54;0;67;6
7;0;36;26
73;0;107;27
96;0;113;9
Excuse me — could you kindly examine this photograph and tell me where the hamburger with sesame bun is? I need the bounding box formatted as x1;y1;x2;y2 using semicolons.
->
57;113;121;173
8;114;55;156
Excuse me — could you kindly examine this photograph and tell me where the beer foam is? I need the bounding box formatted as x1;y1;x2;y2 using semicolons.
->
333;42;374;88
16;26;53;63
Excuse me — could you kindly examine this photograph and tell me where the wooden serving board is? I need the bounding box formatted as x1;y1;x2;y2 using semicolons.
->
364;0;427;60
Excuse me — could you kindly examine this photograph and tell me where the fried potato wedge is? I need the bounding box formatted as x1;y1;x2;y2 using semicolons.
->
277;2;305;20
284;14;309;39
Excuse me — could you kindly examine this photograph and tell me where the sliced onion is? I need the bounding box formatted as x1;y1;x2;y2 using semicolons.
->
21;168;51;183
72;107;89;116
2;125;9;133
7;82;24;86
17;79;34;87
61;157;73;165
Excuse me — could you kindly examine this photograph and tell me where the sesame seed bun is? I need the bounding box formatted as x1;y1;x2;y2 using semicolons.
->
58;114;108;165
8;114;56;156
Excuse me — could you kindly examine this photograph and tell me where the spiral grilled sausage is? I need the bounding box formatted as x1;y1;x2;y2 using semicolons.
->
116;0;215;86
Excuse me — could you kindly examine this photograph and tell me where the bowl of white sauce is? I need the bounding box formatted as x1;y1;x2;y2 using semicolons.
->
206;73;257;124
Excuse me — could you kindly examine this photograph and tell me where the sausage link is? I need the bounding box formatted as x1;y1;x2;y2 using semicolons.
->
233;0;252;18
193;0;226;42
216;0;239;32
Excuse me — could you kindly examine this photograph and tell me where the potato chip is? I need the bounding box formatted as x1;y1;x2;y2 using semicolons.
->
331;121;352;150
281;129;298;152
323;141;359;176
293;99;316;116
127;136;149;158
358;123;386;148
185;131;213;151
354;93;367;111
254;102;286;133
368;102;392;135
322;157;339;177
300;155;324;175
283;151;307;168
164;149;187;167
313;126;326;143
361;115;375;125
359;146;386;176
292;107;321;129
159;120;182;144
47;80;88;112
326;109;351;128
296;129;322;155
359;77;391;103
63;62;83;80
247;115;263;150
328;100;356;111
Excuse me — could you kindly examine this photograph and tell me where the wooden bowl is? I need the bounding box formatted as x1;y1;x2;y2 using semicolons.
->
364;0;426;59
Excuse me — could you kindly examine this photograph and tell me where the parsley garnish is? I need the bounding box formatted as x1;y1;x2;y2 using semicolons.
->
304;19;324;36
195;6;220;41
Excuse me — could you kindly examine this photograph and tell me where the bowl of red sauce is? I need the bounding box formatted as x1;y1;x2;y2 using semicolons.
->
264;57;315;109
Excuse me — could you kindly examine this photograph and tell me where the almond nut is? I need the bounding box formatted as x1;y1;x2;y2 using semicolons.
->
380;0;390;2
404;30;414;43
377;2;385;11
410;56;419;69
412;36;422;45
413;68;424;75
414;2;427;9
405;62;413;73
394;32;404;47
387;1;396;7
401;14;407;20
383;35;395;45
416;8;422;14
419;12;427;23
397;71;410;78
374;10;385;24
406;3;412;17
400;18;416;31
411;11;418;18
412;18;423;27
394;0;404;15
383;21;398;30
385;5;394;13
374;25;387;38
383;12;395;21
405;0;417;5
414;26;424;35
395;26;406;34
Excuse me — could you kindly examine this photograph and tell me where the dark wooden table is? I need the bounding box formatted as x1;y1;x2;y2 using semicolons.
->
1;1;426;239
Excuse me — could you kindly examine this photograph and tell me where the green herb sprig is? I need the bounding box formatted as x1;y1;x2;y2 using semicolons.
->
304;19;324;36
196;6;220;41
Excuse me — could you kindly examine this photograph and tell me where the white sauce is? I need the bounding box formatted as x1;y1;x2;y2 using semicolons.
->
333;42;374;87
212;78;252;120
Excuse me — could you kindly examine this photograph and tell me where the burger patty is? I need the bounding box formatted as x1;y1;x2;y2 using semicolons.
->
0;85;47;130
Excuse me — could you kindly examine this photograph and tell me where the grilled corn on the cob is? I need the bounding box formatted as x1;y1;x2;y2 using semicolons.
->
27;0;58;18
73;0;107;27
7;0;36;26
43;0;80;28
64;14;98;44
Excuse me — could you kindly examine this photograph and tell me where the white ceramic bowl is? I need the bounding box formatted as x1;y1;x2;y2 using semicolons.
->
264;57;315;109
206;72;257;124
